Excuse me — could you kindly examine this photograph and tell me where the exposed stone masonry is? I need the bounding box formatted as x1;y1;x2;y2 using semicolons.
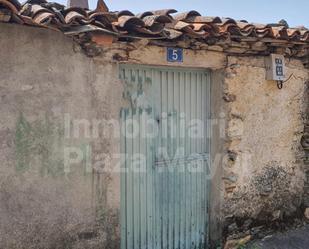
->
222;56;308;247
302;81;309;207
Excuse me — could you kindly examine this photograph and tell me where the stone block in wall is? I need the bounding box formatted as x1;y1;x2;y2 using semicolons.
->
227;119;244;139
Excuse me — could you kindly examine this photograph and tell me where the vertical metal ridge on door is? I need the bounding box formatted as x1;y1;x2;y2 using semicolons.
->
120;65;211;249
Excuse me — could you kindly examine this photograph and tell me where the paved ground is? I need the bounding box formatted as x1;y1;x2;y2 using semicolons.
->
247;225;309;249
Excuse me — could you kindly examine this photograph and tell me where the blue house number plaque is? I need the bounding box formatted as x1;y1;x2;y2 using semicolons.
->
167;48;183;62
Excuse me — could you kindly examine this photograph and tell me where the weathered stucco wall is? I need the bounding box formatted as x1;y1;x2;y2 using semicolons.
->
0;24;227;248
222;56;308;239
0;23;123;249
0;22;308;249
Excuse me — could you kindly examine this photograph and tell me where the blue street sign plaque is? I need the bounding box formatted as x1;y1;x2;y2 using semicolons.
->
167;47;183;62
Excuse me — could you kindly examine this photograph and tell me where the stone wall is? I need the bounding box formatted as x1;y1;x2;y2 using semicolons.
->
0;22;308;248
222;56;308;241
302;80;309;207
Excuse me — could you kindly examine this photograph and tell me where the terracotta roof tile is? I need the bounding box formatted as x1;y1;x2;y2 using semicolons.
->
116;10;134;17
173;10;201;21
186;16;222;24
0;0;20;14
151;9;177;18
0;0;308;57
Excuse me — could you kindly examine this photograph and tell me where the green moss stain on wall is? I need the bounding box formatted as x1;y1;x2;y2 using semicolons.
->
34;115;65;177
15;113;33;172
14;113;65;176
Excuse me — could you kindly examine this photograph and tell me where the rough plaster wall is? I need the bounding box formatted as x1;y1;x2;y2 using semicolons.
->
209;70;226;247
0;24;123;249
0;27;227;248
222;56;308;222
1;22;307;247
123;43;226;70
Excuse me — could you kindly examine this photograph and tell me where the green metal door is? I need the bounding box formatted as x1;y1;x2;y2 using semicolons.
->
120;65;211;249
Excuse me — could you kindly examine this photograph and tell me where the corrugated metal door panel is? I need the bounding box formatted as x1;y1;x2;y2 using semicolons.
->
120;65;211;249
179;71;186;249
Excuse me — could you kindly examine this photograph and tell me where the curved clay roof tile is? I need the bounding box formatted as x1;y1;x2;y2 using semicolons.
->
116;10;134;17
287;29;301;40
236;21;254;29
220;18;237;25
142;14;172;27
192;23;212;31
63;7;88;17
1;0;309;46
186;16;222;24
9;0;21;8
253;23;267;30
236;22;256;36
115;15;145;29
8;0;21;9
133;26;164;35
300;30;309;41
0;0;19;14
271;26;288;39
136;11;154;19
219;23;240;35
64;10;87;24
173;20;193;30
148;22;165;33
111;24;128;34
22;0;47;5
161;28;182;39
152;9;177;17
173;20;206;38
173;10;201;21
30;4;53;17
256;27;274;38
18;15;36;25
89;12;117;24
183;27;207;38
33;11;54;24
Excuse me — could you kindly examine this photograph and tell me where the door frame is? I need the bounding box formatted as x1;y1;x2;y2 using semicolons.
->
118;63;222;248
